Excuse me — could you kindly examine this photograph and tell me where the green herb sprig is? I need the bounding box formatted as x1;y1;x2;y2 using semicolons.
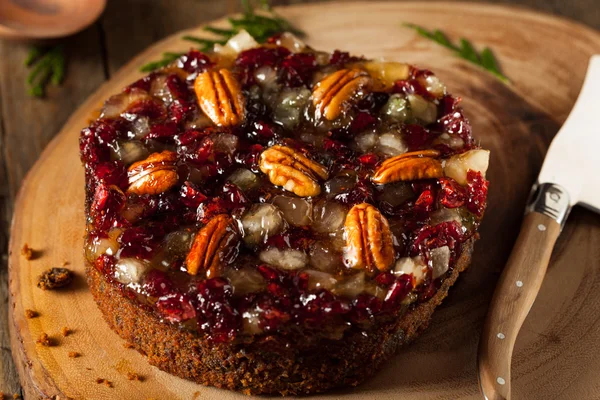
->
403;23;509;83
140;0;303;72
25;46;66;97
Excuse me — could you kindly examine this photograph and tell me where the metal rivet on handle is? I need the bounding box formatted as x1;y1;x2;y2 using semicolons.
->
497;333;505;339
516;280;523;287
497;377;506;385
537;224;547;232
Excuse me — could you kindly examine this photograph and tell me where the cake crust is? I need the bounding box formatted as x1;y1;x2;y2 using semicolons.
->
87;239;474;395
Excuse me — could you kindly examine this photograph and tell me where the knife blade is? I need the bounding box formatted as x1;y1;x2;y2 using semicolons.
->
478;55;600;400
536;55;600;214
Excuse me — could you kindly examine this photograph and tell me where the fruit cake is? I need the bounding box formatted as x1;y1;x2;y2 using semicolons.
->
80;31;489;395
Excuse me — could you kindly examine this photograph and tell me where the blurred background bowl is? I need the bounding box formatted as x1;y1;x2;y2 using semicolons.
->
0;0;106;40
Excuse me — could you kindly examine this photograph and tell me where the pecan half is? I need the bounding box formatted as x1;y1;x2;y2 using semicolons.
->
259;145;329;197
312;68;372;120
186;215;238;277
194;69;245;126
372;149;443;184
343;203;394;273
127;150;179;195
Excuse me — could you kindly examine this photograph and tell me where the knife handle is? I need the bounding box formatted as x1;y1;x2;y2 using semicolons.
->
478;211;561;400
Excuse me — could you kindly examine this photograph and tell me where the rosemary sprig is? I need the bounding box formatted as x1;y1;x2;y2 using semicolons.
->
403;23;509;83
139;52;185;73
25;46;66;97
140;0;304;72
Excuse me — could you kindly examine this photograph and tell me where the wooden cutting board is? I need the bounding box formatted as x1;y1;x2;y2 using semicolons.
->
8;2;600;399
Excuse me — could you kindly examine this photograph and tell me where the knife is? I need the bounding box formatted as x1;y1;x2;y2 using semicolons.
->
477;55;600;400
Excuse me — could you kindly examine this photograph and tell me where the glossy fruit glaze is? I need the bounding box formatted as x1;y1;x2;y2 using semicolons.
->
80;31;489;343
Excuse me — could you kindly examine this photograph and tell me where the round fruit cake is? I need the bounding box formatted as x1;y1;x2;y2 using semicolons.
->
80;30;489;395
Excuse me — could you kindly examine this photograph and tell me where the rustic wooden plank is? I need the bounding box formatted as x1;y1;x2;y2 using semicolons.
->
0;110;21;400
100;0;234;75
0;24;107;395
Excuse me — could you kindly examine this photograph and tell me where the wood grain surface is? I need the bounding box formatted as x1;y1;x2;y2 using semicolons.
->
4;2;600;399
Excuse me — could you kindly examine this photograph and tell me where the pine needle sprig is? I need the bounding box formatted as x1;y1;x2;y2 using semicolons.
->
403;23;509;83
25;46;66;97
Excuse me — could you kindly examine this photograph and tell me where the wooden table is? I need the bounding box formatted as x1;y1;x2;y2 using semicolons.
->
0;0;598;397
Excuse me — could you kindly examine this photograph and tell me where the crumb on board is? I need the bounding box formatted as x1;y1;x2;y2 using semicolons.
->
68;351;80;358
127;372;143;381
36;333;54;347
21;244;33;260
61;327;72;337
12;394;21;400
123;342;135;349
37;267;73;290
25;309;38;319
62;261;70;266
95;378;113;388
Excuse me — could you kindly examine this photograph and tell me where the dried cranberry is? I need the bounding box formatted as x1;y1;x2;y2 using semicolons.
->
143;269;174;297
118;226;163;259
126;75;153;92
414;189;435;213
265;227;314;252
356;92;389;113
221;183;249;209
196;278;240;342
350;294;382;322
350;111;377;134
143;122;178;142
169;100;195;125
165;74;189;100
383;274;413;310
197;197;228;223
437;108;472;144
243;144;264;172
257;265;282;282
94;254;116;275
235;46;291;86
438;94;460;117
329;50;363;66
323;139;352;159
375;271;396;286
247;120;278;144
179;181;207;208
358;153;379;168
80;129;110;165
179;136;214;165
403;124;432;150
466;170;489;217
411;221;464;256
94;161;128;189
177;50;213;74
334;179;374;205
439;177;466;208
279;53;318;87
393;78;430;99
257;295;291;332
90;184;127;231
157;293;196;322
126;99;166;120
